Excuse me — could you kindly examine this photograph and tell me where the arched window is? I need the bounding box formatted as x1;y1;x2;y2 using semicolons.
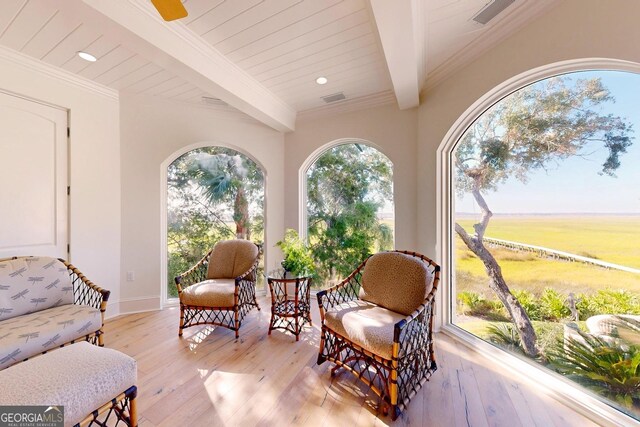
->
445;69;640;420
166;146;265;299
305;142;394;288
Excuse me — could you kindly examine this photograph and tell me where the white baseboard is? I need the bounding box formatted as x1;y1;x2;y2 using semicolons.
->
109;296;162;318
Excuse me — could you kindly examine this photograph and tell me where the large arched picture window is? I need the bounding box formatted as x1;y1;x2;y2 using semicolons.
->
306;142;394;288
450;70;640;419
166;146;265;299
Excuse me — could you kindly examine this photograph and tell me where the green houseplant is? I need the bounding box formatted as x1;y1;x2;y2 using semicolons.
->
276;229;316;277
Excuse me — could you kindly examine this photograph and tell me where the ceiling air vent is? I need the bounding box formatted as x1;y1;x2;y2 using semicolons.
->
472;0;515;25
321;92;346;103
201;96;228;106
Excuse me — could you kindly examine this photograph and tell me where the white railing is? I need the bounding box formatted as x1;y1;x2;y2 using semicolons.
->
483;237;640;274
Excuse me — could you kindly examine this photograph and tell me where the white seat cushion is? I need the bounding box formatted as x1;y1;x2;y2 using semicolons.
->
324;300;405;360
181;279;236;308
0;341;136;427
0;304;101;370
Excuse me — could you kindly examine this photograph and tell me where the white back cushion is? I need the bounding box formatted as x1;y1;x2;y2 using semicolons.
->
0;257;74;321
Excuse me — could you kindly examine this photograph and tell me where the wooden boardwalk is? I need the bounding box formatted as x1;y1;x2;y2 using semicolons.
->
104;296;600;427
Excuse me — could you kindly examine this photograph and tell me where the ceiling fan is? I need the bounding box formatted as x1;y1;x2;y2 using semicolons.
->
150;0;188;21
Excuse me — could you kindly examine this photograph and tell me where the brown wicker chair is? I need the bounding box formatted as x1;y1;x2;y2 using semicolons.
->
316;250;440;420
176;240;261;339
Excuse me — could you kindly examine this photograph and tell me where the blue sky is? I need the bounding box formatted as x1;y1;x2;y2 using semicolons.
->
456;70;640;214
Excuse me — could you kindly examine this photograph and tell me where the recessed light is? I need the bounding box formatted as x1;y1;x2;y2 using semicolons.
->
316;76;328;85
77;51;97;62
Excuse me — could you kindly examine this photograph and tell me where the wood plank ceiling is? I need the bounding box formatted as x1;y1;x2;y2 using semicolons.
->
0;0;559;128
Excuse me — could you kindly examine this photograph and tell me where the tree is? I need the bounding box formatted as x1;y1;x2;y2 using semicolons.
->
175;147;264;240
455;76;633;357
307;144;394;283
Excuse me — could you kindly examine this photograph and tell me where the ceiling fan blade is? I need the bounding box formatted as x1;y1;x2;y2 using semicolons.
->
150;0;188;21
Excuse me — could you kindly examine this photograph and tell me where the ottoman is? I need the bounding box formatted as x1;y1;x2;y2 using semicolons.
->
0;341;137;427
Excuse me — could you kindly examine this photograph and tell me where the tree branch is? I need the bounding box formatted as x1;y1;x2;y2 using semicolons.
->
471;185;493;240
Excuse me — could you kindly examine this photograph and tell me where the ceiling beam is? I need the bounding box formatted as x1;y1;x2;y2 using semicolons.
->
369;0;421;109
81;0;296;132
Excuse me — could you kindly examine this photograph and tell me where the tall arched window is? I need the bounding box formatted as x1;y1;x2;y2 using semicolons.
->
305;142;394;288
166;146;265;299
447;69;640;420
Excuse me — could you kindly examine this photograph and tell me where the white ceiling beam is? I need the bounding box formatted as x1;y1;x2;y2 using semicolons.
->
369;0;421;109
81;0;296;132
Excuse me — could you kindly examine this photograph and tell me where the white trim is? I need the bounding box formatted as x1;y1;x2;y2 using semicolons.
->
0;45;118;101
297;138;394;241
436;58;640;424
113;296;162;317
160;142;268;308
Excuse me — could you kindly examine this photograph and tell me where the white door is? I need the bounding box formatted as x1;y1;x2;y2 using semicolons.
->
0;91;68;259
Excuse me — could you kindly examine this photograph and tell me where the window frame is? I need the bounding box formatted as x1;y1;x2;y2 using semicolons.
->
436;58;640;426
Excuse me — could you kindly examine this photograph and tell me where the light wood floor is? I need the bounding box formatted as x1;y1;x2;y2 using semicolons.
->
104;296;599;427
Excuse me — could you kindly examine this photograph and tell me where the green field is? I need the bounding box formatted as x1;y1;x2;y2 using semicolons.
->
455;215;640;296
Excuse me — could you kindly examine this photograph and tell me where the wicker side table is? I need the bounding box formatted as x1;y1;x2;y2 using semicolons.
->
267;270;312;341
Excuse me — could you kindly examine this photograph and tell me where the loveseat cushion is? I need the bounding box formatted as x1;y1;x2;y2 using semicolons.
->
359;252;433;316
0;256;74;321
181;279;236;308
207;240;258;279
0;304;101;370
0;341;136;427
324;299;405;360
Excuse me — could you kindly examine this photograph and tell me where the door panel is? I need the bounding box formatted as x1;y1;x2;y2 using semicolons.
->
0;91;68;259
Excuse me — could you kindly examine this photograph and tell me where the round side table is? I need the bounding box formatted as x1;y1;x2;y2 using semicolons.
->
266;270;312;341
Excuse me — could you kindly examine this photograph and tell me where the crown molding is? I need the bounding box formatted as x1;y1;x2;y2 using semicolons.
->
424;0;559;92
0;45;119;101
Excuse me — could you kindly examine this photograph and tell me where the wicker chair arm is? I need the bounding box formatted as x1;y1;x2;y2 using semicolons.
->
60;260;110;313
393;289;438;360
175;251;212;293
317;258;369;320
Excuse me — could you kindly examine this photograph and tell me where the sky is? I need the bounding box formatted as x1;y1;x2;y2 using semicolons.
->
455;70;640;215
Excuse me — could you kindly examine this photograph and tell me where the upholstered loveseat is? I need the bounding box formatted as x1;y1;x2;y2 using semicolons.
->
0;256;110;370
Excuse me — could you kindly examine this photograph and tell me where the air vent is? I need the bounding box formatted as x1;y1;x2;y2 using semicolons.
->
201;96;228;106
472;0;515;25
322;92;346;103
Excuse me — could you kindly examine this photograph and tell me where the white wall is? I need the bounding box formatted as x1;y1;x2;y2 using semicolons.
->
284;104;419;251
0;47;121;317
119;93;285;312
417;0;640;260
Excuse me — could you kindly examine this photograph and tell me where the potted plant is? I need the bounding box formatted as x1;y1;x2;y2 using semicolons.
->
275;229;316;278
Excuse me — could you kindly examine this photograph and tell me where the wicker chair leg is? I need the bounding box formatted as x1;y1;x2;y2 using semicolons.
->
234;308;240;339
129;388;138;427
178;305;185;337
97;330;104;347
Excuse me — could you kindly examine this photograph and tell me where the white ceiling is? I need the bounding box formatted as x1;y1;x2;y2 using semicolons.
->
0;0;558;131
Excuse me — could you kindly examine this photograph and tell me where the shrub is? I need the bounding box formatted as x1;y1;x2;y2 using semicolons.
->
457;291;505;319
539;288;571;321
547;330;640;410
487;323;523;354
577;289;640;319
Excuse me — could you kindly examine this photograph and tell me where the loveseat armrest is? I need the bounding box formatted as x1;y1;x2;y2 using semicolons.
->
61;259;110;347
317;257;369;321
175;251;212;293
61;259;110;312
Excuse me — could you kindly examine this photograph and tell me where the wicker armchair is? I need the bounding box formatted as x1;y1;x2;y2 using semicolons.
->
317;250;440;420
175;240;261;338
